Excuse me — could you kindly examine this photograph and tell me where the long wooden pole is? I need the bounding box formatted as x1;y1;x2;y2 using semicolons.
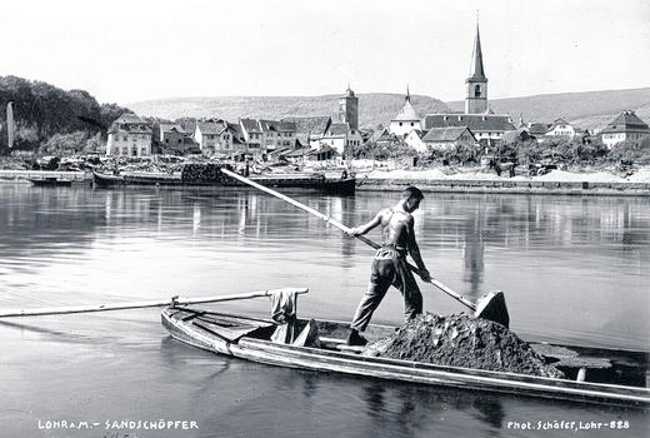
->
0;287;309;318
221;168;478;311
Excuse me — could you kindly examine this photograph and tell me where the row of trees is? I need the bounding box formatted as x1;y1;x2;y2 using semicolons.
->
351;134;650;167
492;137;650;167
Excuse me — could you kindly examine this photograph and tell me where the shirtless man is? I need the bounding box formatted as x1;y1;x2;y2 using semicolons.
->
347;186;431;346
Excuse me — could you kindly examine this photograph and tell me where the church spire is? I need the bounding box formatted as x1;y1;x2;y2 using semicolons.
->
467;15;487;82
464;13;489;114
405;84;411;102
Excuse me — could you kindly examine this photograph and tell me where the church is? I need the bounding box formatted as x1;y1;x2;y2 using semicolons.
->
390;21;515;145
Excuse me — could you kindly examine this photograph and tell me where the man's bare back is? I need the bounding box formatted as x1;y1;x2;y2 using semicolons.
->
377;207;413;250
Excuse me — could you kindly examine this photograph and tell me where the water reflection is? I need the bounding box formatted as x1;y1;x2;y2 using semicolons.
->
0;185;648;349
2;185;650;438
463;202;485;299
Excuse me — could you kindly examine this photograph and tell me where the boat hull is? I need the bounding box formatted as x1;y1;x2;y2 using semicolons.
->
93;171;355;194
161;308;650;407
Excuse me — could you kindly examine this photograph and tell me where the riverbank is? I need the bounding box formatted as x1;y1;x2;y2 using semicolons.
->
357;167;650;196
3;166;650;196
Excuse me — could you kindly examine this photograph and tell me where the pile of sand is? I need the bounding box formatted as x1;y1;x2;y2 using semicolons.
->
364;166;650;184
365;312;564;378
534;169;624;183
367;169;449;180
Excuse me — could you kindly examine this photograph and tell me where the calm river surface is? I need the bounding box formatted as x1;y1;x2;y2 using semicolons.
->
0;184;648;437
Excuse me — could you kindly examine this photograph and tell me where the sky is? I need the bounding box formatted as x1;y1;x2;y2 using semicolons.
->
1;0;649;105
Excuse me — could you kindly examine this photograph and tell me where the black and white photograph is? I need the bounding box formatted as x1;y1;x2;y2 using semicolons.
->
0;0;649;437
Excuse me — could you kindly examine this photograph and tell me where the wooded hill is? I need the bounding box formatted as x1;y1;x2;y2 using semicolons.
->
127;94;450;129
0;76;131;152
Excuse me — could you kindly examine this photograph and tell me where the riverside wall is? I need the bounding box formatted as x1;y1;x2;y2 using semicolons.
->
357;178;650;196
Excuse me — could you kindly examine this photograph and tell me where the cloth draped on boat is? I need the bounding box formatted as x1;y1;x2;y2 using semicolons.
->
193;318;273;342
269;289;320;347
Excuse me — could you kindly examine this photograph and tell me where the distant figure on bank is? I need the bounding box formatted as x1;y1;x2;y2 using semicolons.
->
346;186;431;346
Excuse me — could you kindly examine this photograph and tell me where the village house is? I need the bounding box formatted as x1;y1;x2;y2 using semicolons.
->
404;130;427;153
226;122;247;154
194;121;221;152
389;87;422;136
600;110;650;148
527;122;553;139
281;115;332;148
154;122;200;155
258;119;297;151
106;113;153;157
368;127;398;148
307;144;339;161
318;122;363;156
423;113;514;145
544;118;576;138
501;128;535;145
239;118;264;152
157;123;199;154
523;118;577;143
422;127;477;151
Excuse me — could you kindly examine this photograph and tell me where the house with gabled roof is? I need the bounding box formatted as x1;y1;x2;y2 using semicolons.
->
281;115;332;149
239;118;263;152
544;118;576;138
158;123;198;154
106;113;153;157
600;110;650;148
193;119;245;154
423;113;514;145
422;127;477;151
404;130;427;153
318;122;362;156
258;119;296;151
194;120;221;152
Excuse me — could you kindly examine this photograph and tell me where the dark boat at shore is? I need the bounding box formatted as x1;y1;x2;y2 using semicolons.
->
29;177;74;186
161;290;650;407
93;167;356;194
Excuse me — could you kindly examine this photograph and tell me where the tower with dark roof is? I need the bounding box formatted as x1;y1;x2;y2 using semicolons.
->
465;20;488;114
389;85;422;136
337;84;359;130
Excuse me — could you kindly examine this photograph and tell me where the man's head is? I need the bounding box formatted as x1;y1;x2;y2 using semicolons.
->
401;186;424;212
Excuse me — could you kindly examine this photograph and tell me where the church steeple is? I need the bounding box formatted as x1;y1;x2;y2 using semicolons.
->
405;84;411;103
465;14;488;114
467;20;487;82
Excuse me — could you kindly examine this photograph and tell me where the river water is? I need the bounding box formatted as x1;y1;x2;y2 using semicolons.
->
0;184;648;437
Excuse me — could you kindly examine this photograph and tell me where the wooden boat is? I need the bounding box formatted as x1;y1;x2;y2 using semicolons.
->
92;170;356;194
29;177;74;186
92;171;126;187
161;302;650;407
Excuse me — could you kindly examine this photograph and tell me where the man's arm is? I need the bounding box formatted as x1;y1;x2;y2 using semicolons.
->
348;210;384;236
407;216;431;281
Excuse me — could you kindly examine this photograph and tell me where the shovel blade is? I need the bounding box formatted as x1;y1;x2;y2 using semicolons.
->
474;290;510;328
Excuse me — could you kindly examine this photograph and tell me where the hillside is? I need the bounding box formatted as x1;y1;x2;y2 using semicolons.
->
0;75;131;152
448;87;650;131
127;94;450;129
